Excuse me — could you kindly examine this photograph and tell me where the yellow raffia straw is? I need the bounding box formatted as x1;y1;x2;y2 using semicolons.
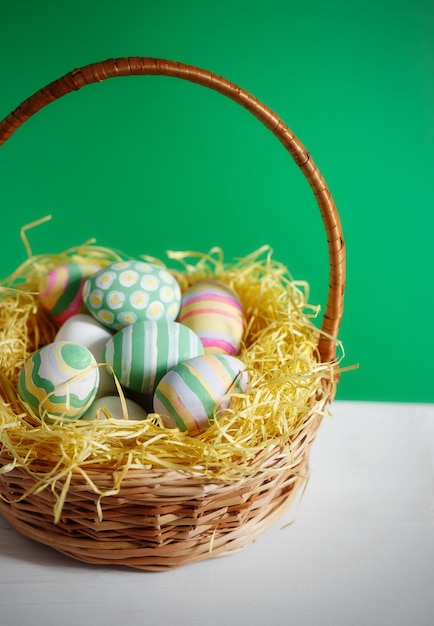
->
0;243;344;519
20;214;53;260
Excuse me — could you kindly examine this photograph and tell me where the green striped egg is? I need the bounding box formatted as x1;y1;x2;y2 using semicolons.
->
102;320;204;395
17;341;99;421
153;354;248;435
82;260;182;331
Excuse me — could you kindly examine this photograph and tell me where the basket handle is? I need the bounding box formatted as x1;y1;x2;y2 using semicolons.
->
0;57;345;365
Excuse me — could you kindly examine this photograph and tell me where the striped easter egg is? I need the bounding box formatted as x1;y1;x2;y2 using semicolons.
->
177;280;245;355
82;260;182;331
102;320;204;395
39;262;100;324
153;354;248;435
17;341;99;421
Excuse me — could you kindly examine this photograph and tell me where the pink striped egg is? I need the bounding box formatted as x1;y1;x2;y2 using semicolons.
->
153;353;248;435
39;262;100;324
177;280;245;356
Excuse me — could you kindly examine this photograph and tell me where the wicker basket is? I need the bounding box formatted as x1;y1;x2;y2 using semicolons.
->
0;58;345;571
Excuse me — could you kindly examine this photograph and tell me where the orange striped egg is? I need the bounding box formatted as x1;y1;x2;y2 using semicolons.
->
153;354;248;435
17;341;99;421
39;262;100;324
177;280;245;356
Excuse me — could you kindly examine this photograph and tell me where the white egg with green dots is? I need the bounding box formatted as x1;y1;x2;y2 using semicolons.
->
17;341;100;421
82;260;182;331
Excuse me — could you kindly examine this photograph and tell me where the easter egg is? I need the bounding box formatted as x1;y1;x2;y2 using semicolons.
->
153;354;248;435
103;320;204;395
17;341;99;421
82;260;182;331
54;313;116;396
39;262;100;324
80;396;148;421
177;280;245;355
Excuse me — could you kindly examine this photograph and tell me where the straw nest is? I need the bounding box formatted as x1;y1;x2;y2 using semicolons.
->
0;240;341;562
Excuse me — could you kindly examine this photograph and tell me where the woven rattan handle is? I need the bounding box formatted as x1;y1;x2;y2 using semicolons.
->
0;57;345;364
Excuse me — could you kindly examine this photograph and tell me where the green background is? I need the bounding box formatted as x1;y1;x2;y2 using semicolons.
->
0;0;433;402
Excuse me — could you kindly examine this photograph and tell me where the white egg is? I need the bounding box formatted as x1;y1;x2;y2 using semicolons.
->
80;396;148;421
55;313;117;396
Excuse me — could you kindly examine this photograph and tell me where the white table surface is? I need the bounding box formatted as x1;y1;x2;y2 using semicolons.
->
1;401;433;626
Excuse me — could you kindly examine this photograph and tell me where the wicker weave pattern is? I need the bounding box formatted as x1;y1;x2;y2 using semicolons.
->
0;449;312;570
0;58;345;570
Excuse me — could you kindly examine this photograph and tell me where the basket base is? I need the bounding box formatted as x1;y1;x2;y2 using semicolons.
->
0;454;310;571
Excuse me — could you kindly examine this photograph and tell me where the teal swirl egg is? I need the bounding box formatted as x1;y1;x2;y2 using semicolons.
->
103;320;204;395
153;354;248;435
17;341;99;421
82;260;182;331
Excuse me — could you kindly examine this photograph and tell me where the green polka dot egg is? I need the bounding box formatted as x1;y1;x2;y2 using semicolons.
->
82;260;182;331
17;341;100;421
